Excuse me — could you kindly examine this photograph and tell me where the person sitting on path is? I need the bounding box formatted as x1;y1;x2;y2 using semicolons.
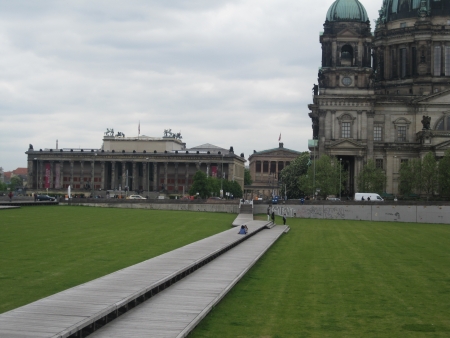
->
238;225;247;235
244;225;249;233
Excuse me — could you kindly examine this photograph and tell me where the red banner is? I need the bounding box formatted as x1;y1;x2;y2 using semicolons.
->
211;166;217;178
44;163;51;188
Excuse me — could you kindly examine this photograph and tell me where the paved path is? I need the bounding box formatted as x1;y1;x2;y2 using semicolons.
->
0;206;20;210
89;224;289;338
0;221;270;338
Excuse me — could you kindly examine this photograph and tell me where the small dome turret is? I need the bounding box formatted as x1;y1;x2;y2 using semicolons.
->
326;0;369;22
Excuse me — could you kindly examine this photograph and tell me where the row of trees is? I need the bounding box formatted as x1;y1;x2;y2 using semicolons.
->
399;150;450;198
0;176;24;192
188;171;243;198
279;150;450;200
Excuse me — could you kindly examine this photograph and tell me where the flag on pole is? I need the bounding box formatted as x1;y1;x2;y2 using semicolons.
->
138;121;140;135
278;133;281;141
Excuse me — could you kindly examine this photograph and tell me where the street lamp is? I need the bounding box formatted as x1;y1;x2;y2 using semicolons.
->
339;158;342;200
146;157;149;198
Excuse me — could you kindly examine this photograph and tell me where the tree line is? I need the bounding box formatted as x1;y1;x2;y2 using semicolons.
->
277;150;450;200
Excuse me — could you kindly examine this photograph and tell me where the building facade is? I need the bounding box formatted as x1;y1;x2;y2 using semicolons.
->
246;143;302;199
309;0;450;195
26;133;246;196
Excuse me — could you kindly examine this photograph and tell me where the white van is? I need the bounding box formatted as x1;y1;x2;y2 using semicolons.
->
354;193;384;201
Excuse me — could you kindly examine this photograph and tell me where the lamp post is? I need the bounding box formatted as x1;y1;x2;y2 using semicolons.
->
339;158;342;200
146;157;149;198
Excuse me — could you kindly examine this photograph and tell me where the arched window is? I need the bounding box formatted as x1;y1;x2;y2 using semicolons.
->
341;45;353;66
435;115;450;131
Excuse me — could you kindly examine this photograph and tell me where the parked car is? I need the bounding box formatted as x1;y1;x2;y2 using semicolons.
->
36;195;56;201
354;193;384;201
127;195;147;200
272;196;279;204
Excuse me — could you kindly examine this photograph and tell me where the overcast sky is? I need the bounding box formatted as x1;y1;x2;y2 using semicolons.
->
0;0;381;171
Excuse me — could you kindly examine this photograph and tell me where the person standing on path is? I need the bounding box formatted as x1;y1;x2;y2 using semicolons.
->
271;211;275;224
283;213;287;225
8;191;13;202
267;206;271;221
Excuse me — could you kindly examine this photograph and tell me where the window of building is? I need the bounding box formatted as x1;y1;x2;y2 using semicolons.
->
256;161;261;172
397;126;407;142
374;126;383;141
270;161;276;174
434;45;441;76
375;159;383;169
342;122;351;138
445;46;450;76
436;115;450;130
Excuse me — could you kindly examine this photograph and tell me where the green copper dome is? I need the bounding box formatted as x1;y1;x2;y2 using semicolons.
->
326;0;369;22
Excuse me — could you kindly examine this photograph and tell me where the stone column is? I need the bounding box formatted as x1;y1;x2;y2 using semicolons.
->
331;110;336;140
185;163;189;194
174;163;179;192
49;161;54;189
27;160;34;189
111;161;116;190
70;161;74;189
121;162;126;190
357;111;362;140
80;161;84;188
367;111;375;160
318;110;327;155
101;161;105;190
153;162;158;191
91;161;95;191
143;162;148;193
164;162;168;191
59;162;64;189
206;163;210;177
132;162;137;191
196;162;200;171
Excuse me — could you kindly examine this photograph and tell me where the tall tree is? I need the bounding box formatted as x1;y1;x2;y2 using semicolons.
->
399;160;414;195
9;176;24;191
356;159;386;194
438;149;450;198
244;168;252;186
189;171;210;198
279;152;310;199
421;152;437;197
298;154;344;199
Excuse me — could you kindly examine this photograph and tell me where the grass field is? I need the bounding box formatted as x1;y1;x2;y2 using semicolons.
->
0;206;233;314
1;208;450;337
190;216;450;337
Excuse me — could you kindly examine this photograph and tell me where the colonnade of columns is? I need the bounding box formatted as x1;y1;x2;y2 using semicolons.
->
29;159;232;194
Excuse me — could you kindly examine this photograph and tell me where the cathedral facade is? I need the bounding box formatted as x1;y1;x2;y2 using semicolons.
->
309;0;450;195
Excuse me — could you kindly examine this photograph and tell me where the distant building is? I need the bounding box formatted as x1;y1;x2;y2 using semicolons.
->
1;167;28;187
25;133;246;196
246;143;302;200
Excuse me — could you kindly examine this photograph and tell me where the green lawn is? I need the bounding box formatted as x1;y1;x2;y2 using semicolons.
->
191;217;450;338
2;208;450;337
0;206;233;314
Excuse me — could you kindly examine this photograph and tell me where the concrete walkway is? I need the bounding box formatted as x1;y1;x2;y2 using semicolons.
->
90;224;289;338
0;221;273;338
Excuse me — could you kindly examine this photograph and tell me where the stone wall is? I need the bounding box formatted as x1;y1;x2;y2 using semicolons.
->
69;202;239;214
255;204;450;225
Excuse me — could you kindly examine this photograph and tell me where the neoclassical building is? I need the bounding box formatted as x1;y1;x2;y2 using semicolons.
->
246;143;302;199
309;0;450;195
26;133;246;196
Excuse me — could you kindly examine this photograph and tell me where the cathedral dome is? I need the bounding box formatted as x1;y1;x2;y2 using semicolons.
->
326;0;369;22
380;0;450;23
